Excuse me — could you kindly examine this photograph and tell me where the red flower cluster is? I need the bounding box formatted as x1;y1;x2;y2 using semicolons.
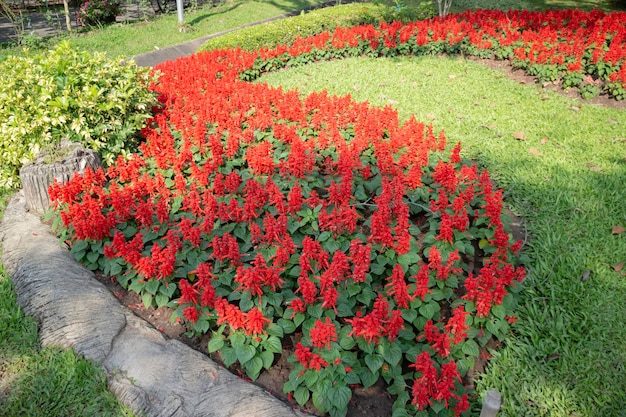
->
410;351;469;416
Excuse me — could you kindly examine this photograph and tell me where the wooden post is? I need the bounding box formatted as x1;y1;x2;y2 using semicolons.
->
19;141;101;215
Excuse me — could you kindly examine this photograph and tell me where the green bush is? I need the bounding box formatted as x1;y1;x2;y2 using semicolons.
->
198;2;436;52
0;40;157;189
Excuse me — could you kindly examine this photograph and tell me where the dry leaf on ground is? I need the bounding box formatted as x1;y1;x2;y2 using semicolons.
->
513;131;526;140
586;162;603;172
612;225;625;235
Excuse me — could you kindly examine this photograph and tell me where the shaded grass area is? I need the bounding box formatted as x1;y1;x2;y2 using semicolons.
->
258;56;626;416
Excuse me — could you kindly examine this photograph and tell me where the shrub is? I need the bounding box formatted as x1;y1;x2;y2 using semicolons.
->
0;40;157;189
76;0;121;26
198;2;436;52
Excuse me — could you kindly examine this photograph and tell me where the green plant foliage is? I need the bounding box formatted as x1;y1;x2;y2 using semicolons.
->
0;40;158;189
198;2;436;52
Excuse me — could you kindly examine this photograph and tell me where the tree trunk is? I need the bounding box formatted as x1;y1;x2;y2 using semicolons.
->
19;142;101;215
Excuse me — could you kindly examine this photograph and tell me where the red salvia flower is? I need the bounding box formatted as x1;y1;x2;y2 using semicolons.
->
183;306;199;323
244;307;270;336
309;317;338;349
445;305;470;344
386;264;414;309
179;279;198;305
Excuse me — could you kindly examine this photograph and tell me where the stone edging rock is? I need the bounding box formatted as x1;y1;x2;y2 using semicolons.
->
0;191;305;417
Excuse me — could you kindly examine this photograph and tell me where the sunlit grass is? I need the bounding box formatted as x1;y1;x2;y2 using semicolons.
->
258;55;626;416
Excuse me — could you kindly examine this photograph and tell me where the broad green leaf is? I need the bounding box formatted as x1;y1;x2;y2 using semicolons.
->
220;346;238;367
360;368;378;388
329;385;351;410
244;356;263;380
294;386;310;406
264;335;283;354
141;292;153;308
235;344;257;364
208;336;225;353
461;339;480;357
260;350;275;369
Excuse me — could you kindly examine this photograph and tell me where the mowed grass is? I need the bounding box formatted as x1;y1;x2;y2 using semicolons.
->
258;56;626;416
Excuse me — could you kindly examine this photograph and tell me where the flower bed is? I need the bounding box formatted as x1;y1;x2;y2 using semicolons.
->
50;8;626;417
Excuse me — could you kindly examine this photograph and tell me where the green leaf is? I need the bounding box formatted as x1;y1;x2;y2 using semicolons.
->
330;385;351;410
141;292;153;308
360;368;379;388
462;339;480;357
307;303;323;318
356;286;375;305
277;318;297;334
208;336;225;353
260;350;275;369
145;278;160;295
339;332;356;350
235;344;257;364
419;302;437;320
86;250;100;264
230;331;246;349
382;343;403;366
294;386;310;406
304;370;319;388
265;335;283;354
266;323;284;338
312;390;330;414
110;261;123;276
491;304;507;320
72;240;89;252
220;346;238;367
155;293;169;308
365;353;384;373
239;293;254;312
402;309;418;322
244;356;263;380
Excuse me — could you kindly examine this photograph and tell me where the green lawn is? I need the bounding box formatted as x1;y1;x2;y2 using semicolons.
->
257;55;626;416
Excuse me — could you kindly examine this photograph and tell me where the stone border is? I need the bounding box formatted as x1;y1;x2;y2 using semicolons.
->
0;191;305;417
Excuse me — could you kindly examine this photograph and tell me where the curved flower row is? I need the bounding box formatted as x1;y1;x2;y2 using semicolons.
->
237;8;626;98
51;8;626;417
